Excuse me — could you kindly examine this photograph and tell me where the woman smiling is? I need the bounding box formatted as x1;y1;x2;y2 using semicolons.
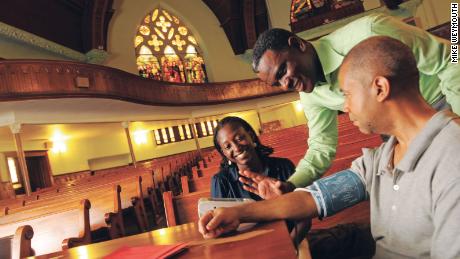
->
211;116;295;200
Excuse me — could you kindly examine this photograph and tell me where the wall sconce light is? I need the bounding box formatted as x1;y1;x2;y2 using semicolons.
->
52;141;67;153
133;130;148;145
50;132;67;153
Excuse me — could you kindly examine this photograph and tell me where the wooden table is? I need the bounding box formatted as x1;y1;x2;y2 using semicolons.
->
35;220;298;259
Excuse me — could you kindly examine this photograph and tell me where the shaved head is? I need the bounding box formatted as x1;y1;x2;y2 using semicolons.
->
338;36;423;134
341;36;420;96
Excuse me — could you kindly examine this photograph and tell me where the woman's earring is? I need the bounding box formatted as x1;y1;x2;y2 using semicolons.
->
228;160;232;165
253;143;257;147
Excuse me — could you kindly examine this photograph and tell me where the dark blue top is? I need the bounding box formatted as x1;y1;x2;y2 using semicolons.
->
211;157;295;200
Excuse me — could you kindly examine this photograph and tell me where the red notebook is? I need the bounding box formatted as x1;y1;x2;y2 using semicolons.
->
104;243;188;259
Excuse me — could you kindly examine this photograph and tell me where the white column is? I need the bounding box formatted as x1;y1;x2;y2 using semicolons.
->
122;121;137;167
9;123;32;196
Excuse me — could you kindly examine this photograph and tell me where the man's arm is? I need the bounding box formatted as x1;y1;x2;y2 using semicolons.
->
289;101;338;187
199;169;368;239
198;191;317;239
299;169;367;218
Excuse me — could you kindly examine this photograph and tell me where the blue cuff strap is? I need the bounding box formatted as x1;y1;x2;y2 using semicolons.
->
306;169;366;218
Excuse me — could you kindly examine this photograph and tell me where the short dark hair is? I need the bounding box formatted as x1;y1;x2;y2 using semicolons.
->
213;116;274;170
342;36;420;94
252;28;296;72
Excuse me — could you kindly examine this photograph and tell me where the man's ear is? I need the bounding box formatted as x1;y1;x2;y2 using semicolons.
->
287;36;307;52
373;76;390;102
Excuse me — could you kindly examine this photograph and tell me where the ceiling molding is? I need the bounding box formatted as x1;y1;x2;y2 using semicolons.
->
0;21;86;62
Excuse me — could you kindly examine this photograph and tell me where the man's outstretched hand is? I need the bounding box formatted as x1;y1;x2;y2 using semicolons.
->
239;169;295;200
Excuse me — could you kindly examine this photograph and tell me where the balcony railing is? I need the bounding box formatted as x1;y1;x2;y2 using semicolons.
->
0;60;285;106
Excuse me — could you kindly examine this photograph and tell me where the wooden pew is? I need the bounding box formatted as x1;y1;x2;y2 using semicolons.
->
128;176;149;232
146;185;163;225
0;225;34;259
1;181;130;242
0;168;147;209
162;190;211;227
0;199;91;256
181;175;212;194
0;151;198;250
12;225;34;259
0;182;15;200
104;185;125;239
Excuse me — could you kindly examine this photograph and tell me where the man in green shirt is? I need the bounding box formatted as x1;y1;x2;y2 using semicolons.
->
241;13;459;197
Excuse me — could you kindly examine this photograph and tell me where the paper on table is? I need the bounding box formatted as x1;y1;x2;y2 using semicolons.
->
189;228;274;246
103;242;188;259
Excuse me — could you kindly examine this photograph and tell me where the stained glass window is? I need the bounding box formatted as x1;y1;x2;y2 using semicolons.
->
135;7;209;83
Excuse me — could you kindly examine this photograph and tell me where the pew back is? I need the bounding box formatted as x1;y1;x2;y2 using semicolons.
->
0;199;91;256
163;190;211;227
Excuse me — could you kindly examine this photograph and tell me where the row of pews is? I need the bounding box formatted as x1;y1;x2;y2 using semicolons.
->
0;113;382;258
162;113;382;231
0;150;201;258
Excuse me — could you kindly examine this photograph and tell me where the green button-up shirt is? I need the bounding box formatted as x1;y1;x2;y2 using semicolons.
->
289;13;460;187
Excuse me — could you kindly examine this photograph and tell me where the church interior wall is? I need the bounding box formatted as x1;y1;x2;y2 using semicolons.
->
0;35;73;61
0;0;453;179
0;102;307;178
0;0;452;80
416;0;453;29
105;0;256;82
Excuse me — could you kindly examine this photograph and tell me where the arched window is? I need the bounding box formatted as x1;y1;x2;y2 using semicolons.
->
135;7;209;83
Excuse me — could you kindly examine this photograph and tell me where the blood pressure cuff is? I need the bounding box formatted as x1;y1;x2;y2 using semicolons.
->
296;169;367;219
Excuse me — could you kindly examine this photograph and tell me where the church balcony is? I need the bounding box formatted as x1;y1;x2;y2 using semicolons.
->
0;59;285;106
